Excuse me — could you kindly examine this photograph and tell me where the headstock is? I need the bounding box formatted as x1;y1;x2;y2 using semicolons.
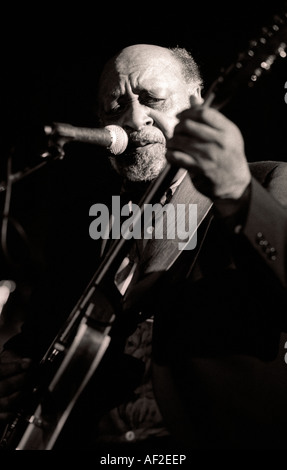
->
204;7;287;110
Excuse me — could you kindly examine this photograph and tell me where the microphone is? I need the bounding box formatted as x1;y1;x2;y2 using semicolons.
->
43;122;128;156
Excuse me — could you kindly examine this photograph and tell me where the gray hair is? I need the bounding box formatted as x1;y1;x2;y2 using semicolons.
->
168;46;203;88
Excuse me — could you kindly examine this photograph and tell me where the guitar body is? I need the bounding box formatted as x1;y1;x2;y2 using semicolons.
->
12;323;111;450
0;284;118;450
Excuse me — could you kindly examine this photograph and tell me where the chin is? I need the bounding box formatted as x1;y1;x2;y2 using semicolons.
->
124;159;167;182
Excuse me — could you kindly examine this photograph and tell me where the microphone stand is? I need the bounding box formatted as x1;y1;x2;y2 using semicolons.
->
0;144;65;270
0;146;65;194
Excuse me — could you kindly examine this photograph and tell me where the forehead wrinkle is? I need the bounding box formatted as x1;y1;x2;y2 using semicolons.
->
116;50;183;87
99;47;185;112
109;74;135;99
129;71;142;93
127;66;177;98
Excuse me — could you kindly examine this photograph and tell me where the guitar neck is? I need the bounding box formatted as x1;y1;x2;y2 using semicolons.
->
203;8;287;111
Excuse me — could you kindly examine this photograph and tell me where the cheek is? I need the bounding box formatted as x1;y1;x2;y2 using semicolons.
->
151;111;179;139
152;93;194;138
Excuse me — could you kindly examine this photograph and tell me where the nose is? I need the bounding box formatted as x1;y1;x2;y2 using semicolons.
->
122;100;153;131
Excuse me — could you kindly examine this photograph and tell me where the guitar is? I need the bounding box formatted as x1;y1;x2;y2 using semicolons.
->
0;7;286;450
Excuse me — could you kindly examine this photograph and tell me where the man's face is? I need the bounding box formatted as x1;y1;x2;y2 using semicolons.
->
98;44;201;182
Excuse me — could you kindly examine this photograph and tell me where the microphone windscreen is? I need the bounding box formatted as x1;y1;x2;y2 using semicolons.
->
105;125;128;155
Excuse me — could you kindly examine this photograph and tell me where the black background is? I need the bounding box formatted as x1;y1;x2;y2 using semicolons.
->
0;1;286;339
1;1;287;162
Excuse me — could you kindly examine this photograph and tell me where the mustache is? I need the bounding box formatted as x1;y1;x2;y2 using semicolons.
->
128;127;166;146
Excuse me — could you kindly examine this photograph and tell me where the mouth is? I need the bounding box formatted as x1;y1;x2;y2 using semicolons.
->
130;141;157;148
127;129;166;151
125;141;165;156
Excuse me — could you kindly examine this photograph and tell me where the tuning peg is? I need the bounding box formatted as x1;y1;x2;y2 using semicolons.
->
249;67;262;85
273;14;284;24
248;39;258;48
278;45;287;58
261;26;273;38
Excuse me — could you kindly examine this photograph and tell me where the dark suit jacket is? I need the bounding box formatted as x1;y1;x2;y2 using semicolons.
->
146;161;287;450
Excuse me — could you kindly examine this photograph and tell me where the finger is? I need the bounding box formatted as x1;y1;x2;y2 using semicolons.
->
0;371;29;398
166;149;201;172
0;390;23;412
0;411;15;422
177;106;230;130
173;118;220;143
0;349;24;361
168;134;212;161
0;358;31;378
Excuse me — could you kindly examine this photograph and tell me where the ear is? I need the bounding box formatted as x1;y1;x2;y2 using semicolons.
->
189;85;204;106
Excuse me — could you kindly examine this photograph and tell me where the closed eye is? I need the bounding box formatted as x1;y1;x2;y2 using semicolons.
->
105;95;166;118
140;96;165;107
105;105;123;118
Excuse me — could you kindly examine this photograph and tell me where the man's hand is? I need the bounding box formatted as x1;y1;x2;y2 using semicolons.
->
166;106;251;200
0;349;32;422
